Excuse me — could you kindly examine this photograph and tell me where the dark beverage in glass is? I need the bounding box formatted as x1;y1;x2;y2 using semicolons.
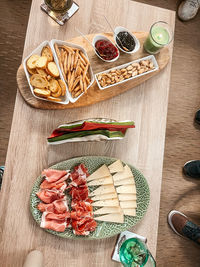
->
45;0;73;13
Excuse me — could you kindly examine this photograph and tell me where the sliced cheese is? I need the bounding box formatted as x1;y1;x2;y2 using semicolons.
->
118;194;137;201
87;165;111;181
92;198;119;207
108;160;124;173
89;185;116;196
120;200;137;209
113;165;133;182
94;206;122;215
114;177;135;186
87;175;113;186
91;192;118;201
95;212;124;223
123;208;136;216
116;185;136;194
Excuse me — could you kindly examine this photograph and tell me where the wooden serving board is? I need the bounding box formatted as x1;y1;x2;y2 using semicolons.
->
16;32;170;110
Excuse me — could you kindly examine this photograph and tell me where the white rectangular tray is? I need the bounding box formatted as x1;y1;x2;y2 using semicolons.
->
95;55;159;90
23;40;69;105
50;39;94;103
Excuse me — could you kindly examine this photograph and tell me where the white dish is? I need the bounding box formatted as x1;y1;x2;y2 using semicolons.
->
92;35;120;63
50;39;94;103
114;26;140;54
95;55;159;90
23;41;69;105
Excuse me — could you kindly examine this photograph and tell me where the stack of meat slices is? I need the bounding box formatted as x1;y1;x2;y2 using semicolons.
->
37;169;71;232
36;164;97;236
68;164;97;235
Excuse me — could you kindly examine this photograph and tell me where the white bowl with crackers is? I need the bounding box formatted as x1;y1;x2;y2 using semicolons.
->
50;39;94;103
23;41;69;104
95;55;159;90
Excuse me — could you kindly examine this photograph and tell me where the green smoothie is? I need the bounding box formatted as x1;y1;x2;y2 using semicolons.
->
144;22;172;54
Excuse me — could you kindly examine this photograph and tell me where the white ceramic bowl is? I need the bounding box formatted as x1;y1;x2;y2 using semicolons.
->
114;26;140;54
95;55;159;90
92;34;120;63
23;41;69;105
50;39;94;103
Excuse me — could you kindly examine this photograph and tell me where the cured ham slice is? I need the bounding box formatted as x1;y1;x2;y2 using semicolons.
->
40;180;66;190
72;218;97;236
41;212;66;232
45;212;70;221
37;198;69;213
70;163;89;187
69;185;89;201
36;189;64;204
42;169;68;183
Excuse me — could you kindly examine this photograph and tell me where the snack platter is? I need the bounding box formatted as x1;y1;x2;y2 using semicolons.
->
30;156;150;240
17;31;170;110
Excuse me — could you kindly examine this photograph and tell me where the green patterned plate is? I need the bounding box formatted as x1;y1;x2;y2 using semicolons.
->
30;156;150;239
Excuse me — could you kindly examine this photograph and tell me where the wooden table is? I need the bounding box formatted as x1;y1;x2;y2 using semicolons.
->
0;1;175;266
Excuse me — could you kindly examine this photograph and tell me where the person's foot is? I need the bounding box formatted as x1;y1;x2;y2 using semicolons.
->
195;110;200;125
168;210;200;244
178;0;200;21
183;160;200;178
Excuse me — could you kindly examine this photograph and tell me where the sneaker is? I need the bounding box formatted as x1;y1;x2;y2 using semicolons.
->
0;166;4;189
168;210;200;244
178;0;200;21
183;160;200;178
195;110;200;125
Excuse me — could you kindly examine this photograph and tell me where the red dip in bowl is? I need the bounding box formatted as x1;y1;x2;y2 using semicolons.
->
95;39;118;61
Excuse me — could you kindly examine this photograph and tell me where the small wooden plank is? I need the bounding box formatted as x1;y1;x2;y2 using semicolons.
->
16;32;170;110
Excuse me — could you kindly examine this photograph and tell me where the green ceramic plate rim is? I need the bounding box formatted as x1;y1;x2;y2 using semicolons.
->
30;156;150;240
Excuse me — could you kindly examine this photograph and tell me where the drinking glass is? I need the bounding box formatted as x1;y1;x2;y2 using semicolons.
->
119;238;156;267
45;0;73;13
143;21;173;54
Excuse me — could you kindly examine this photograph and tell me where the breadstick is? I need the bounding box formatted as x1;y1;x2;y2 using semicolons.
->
82;64;89;80
67;52;71;72
71;76;80;92
64;52;68;75
80;76;84;92
71;53;74;72
74;50;79;69
80;51;90;65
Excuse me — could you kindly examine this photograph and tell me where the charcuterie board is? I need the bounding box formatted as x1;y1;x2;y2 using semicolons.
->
17;32;170;110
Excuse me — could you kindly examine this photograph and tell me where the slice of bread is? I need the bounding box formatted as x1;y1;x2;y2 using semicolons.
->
36;68;47;77
33;88;51;98
47;96;61;102
41;46;53;62
35;56;48;69
47;62;59;78
58;79;66;96
27;66;37;75
30;74;48;89
27;55;40;69
49;79;59;93
51;84;62;98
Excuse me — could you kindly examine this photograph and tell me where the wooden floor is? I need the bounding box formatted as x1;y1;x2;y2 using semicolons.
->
0;0;200;266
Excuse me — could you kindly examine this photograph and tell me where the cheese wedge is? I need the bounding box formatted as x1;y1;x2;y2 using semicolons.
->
94;206;122;215
114;177;135;186
120;200;137;209
92;198;119;207
91;192;118;201
113;165;133;182
89;185;116;196
116;185;136;194
108;160;124;173
87;165;111;181
118;194;137;201
95;213;124;223
123;208;136;216
87;175;113;186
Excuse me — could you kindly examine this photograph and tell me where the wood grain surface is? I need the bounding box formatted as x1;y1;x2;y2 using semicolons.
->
0;1;175;266
17;32;170;109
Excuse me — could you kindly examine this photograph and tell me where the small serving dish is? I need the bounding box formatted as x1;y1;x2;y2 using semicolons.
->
50;39;94;103
92;35;120;63
23;41;69;105
95;55;159;90
114;26;140;54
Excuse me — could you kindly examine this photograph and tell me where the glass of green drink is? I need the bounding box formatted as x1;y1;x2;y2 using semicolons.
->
144;21;173;54
119;238;156;267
